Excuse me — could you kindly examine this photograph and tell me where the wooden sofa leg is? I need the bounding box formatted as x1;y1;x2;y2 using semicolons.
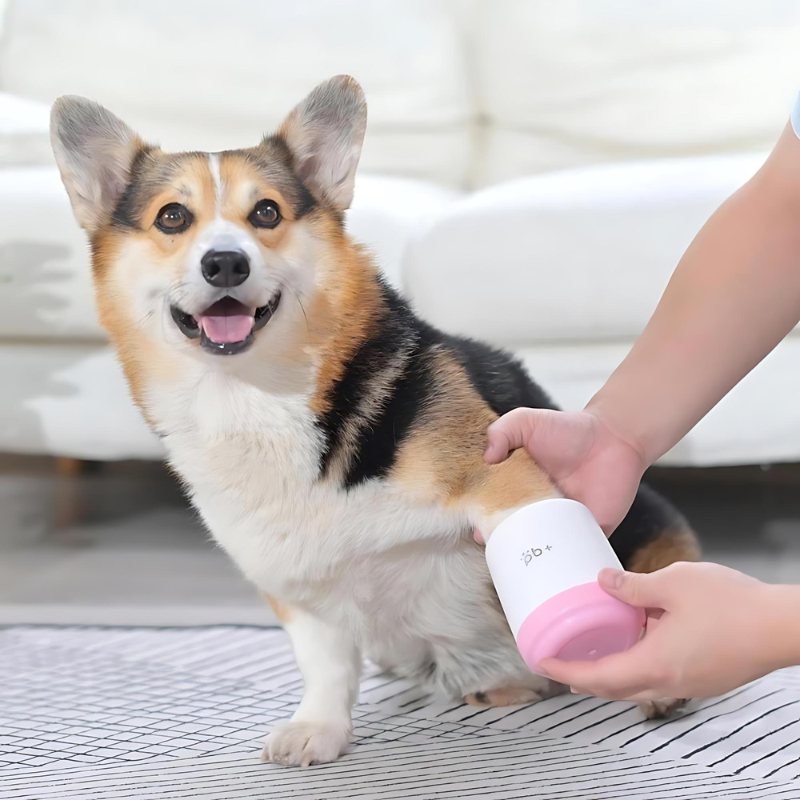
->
54;457;87;532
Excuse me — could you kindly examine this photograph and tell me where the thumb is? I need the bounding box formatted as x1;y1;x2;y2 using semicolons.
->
484;408;554;464
598;568;669;609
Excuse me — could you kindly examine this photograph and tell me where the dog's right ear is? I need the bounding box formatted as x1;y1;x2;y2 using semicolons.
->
51;96;147;233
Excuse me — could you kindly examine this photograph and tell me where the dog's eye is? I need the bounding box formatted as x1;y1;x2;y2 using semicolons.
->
155;203;193;234
248;199;281;229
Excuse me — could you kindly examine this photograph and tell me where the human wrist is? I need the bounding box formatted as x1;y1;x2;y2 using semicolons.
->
583;398;650;475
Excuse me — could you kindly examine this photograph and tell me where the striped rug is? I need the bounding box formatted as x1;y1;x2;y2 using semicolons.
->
1;626;799;799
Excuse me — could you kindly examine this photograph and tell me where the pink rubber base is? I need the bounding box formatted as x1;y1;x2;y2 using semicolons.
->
517;581;645;674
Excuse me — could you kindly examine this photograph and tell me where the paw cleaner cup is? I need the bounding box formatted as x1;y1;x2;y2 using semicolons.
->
485;499;645;674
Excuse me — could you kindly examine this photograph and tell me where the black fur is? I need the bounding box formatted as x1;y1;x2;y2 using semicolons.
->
110;147;157;231
317;285;438;487
316;281;687;563
609;483;687;565
441;332;556;418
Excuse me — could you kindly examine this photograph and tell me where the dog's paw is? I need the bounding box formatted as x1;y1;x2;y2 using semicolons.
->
262;720;351;767
466;688;542;707
465;680;567;708
640;697;689;719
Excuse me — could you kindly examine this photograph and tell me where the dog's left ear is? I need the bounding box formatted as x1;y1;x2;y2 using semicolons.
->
276;75;367;211
51;96;147;233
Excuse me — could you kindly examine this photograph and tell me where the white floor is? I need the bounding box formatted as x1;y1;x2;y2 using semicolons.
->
1;456;800;626
0;457;274;626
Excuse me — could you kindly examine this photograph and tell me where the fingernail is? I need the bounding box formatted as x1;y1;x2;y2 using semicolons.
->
601;569;624;590
570;687;580;694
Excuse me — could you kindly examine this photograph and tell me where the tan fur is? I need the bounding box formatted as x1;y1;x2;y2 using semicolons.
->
91;231;151;415
141;155;216;236
92;240;192;422
465;688;542;707
391;351;555;534
264;593;295;624
307;239;383;417
219;153;296;249
627;527;701;574
465;682;569;707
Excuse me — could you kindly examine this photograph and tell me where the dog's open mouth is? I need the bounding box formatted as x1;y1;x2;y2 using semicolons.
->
170;293;281;356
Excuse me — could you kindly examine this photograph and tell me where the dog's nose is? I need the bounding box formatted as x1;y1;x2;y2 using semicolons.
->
201;250;250;288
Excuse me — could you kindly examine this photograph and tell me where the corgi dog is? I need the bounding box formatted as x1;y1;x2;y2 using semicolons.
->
51;76;699;768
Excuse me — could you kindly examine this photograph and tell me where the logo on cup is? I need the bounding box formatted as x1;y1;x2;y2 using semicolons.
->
520;544;553;566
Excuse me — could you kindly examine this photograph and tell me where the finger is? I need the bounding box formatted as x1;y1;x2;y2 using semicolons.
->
473;527;485;545
619;689;671;703
569;683;656;701
597;568;671;609
484;408;539;463
538;639;661;698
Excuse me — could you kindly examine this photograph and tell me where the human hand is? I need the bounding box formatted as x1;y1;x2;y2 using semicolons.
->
484;407;647;534
538;562;797;701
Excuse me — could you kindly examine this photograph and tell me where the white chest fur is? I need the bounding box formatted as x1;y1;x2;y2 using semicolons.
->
150;370;469;623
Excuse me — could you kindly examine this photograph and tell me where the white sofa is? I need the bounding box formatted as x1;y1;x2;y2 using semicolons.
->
2;0;800;466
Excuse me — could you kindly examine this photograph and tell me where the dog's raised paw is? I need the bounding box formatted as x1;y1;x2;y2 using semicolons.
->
262;720;352;767
640;697;689;719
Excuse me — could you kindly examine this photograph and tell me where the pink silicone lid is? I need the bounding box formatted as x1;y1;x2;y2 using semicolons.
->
517;581;645;674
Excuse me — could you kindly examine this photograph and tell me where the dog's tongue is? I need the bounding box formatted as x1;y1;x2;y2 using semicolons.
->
197;297;254;344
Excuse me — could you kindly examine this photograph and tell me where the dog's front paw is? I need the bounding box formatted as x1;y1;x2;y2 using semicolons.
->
640;697;689;719
262;720;352;767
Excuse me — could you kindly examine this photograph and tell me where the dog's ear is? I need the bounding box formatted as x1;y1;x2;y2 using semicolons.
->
51;96;147;233
276;75;367;211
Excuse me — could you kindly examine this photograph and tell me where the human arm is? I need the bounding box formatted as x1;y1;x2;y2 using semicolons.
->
486;121;800;533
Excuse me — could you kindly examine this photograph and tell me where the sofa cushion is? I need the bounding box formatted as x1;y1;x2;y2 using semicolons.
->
0;0;473;188
402;152;767;344
5;334;800;467
0;166;101;341
0;342;160;460
349;176;461;289
0;166;458;341
475;0;800;185
516;337;800;467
